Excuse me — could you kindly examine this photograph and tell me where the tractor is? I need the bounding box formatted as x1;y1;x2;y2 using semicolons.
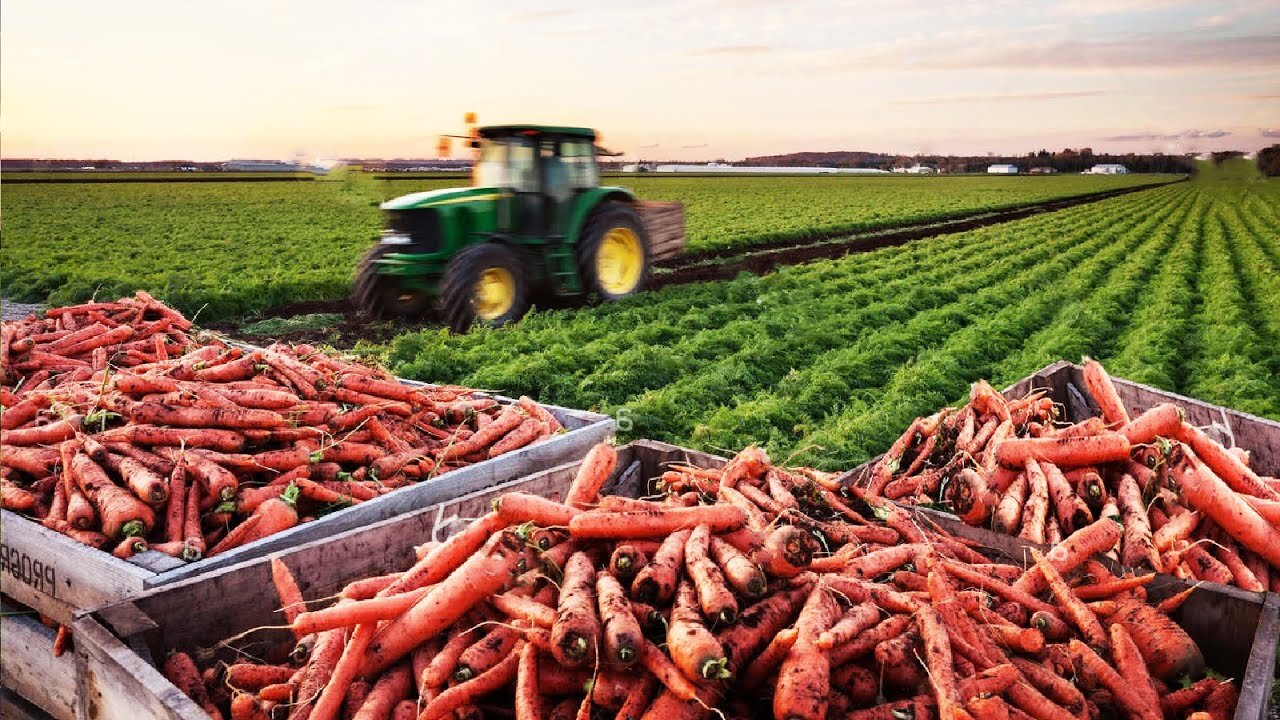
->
353;124;685;332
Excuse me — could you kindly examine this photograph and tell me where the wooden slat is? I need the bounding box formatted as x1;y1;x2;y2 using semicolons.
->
0;512;152;625
0;610;78;720
1;687;54;720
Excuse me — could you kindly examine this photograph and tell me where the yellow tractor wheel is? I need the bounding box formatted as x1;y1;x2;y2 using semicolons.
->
438;244;530;332
577;203;651;300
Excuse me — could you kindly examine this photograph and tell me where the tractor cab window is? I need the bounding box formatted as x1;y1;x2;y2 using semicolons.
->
474;138;537;193
559;140;599;189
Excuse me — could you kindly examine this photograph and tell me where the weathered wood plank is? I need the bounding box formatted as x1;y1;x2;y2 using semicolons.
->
0;512;152;625
0;608;78;720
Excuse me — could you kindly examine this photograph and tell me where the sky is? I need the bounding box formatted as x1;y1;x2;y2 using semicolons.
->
1;0;1278;162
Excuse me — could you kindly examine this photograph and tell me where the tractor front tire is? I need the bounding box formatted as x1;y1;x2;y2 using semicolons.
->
353;245;432;319
577;203;651;301
438;244;530;333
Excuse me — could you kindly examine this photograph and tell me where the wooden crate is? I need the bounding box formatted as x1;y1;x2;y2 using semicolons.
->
0;398;612;627
70;440;1275;720
636;200;686;262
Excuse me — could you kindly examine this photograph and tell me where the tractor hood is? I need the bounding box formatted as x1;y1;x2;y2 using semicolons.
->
380;186;505;211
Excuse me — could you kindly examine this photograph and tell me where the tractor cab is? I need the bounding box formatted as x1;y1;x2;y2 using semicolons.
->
471;125;600;239
354;123;685;332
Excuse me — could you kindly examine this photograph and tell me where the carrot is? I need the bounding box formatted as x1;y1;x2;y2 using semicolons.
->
52;624;71;658
489;417;546;458
438;407;523;461
616;675;659;720
668;580;729;681
1108;623;1161;712
515;642;543;720
1113;473;1159;572
773;585;840;720
587;572;641;665
225;664;295;691
230;692;269;720
112;536;147;558
295;587;431;637
1212;538;1265;592
570;503;746;539
550;551;600;668
708;535;766;598
684;524;738;624
1071;574;1155;600
914;603;963;720
816;604;880;650
162;652;217;718
996;433;1130;469
609;543;648;582
424;626;483;689
384;511;506;596
66;486;96;530
1028;547;1107;649
1018;459;1049;544
493;592;557;627
1120;402;1182;445
1012;515;1123;596
70;451;154;538
991;472;1027;535
457;626;522;680
632;529;691;604
867;419;922;495
1171;447;1280;569
1160;678;1219;717
495;491;579;527
1067;639;1159;720
1175;422;1280;501
2;417;81;446
941;560;1058;617
1152;509;1201;552
124;401;285;430
417;647;520;720
1110;597;1205;681
950;468;999;526
208;490;298;557
518;395;563;433
364;536;522;675
154;446;239;502
716;579;813;672
740;627;797;688
1081;359;1130;426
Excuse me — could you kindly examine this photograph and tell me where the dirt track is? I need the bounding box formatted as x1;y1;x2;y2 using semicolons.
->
213;178;1183;347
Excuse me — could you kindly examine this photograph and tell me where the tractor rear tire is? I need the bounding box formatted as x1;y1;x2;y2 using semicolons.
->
576;203;651;301
353;245;432;319
438;244;530;333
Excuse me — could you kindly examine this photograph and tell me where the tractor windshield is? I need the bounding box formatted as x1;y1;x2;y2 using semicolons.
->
473;137;536;192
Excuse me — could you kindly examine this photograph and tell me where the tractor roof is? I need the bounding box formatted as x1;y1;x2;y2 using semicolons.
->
479;125;597;140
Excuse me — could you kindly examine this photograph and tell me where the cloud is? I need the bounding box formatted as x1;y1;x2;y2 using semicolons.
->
689;45;773;57
810;33;1280;72
1102;129;1233;141
893;89;1111;105
322;104;378;113
1262;129;1280;137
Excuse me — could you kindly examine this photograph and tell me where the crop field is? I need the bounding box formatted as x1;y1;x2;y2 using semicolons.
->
384;176;1280;470
1;172;1170;320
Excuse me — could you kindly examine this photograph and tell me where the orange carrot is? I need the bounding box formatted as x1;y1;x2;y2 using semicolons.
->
740;627;798;688
1172;447;1280;568
668;579;729;681
488;417;545;458
1176;422;1280;501
996;433;1130;469
551;551;600;668
1029;547;1107;648
1068;639;1159;720
708;535;766;598
495;491;579;527
71;451;154;538
1082;359;1130;426
456;625;522;680
493;592;557;627
351;662;412;720
632;529;691;604
597;573;642;664
1013;515;1123;596
417;647;520;720
684;524;738;624
225;664;295;691
112;536;147;559
1019;459;1050;544
364;535;522;675
1120;403;1182;445
515;642;542;720
991;472;1027;535
1153;509;1201;552
774;585;840;720
294;587;430;636
1110;598;1205;681
569;504;745;539
383;511;507;596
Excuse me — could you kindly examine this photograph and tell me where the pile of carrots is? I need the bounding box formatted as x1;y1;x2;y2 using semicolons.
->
169;442;1236;720
861;358;1280;592
1;296;563;560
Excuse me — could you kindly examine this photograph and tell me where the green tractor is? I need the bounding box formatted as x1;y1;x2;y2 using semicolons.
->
354;124;684;332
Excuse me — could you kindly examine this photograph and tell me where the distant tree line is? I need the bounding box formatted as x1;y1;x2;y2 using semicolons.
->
1255;145;1280;177
737;148;1196;173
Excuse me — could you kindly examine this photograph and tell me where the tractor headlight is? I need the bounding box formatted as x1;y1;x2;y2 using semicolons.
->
380;234;414;245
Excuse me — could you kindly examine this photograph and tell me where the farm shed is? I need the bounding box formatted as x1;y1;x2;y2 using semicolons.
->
1087;163;1129;174
987;163;1019;174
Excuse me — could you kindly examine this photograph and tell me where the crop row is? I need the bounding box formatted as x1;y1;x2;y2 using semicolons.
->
385;178;1280;469
2;172;1169;320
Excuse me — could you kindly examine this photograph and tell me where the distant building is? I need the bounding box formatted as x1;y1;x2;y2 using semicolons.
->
905;165;936;174
1086;163;1129;174
1029;166;1058;175
987;164;1019;174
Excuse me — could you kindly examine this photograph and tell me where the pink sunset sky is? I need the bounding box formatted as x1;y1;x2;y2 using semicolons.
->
2;0;1277;162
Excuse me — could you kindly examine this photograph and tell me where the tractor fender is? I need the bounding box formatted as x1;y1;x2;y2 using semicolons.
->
565;187;636;245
